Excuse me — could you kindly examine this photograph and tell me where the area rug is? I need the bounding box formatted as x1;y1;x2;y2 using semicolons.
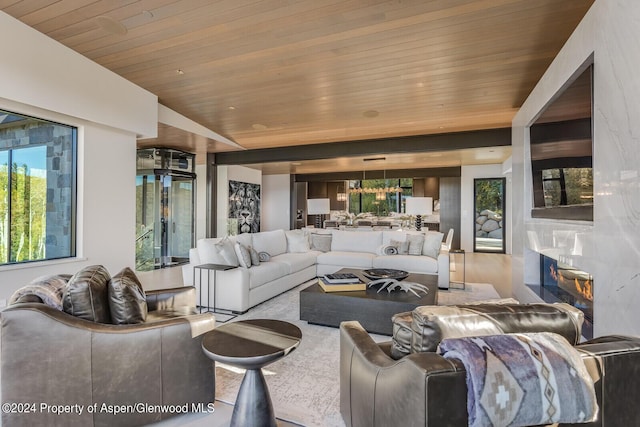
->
213;281;503;427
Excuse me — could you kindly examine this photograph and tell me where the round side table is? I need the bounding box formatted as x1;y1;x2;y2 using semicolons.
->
202;319;302;427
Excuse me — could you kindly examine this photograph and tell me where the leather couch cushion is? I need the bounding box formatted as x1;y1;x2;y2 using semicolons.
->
411;303;584;353
108;267;148;325
391;311;413;359
9;274;72;310
63;265;112;323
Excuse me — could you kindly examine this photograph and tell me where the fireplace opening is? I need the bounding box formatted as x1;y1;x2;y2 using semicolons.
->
530;254;593;339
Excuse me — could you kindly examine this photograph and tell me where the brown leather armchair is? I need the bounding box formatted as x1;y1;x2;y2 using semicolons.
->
1;287;216;427
340;305;640;427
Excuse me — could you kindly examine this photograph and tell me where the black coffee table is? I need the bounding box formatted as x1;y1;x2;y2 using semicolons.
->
300;268;438;335
202;319;302;427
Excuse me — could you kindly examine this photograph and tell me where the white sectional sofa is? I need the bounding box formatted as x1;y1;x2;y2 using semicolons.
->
182;228;449;313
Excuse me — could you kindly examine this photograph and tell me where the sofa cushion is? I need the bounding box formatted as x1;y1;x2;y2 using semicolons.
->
316;251;375;269
285;229;311;253
234;242;253;268
247;262;289;289
331;230;382;254
108;267;147;325
252;229;287;256
373;254;438;274
271;252;319;274
310;233;332;252
63;265;112;323
9;274;72;310
199;237;239;267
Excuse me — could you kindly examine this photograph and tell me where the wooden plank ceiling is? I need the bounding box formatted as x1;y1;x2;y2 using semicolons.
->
2;0;593;171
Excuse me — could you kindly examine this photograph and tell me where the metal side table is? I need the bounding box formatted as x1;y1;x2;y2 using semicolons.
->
449;249;466;289
193;263;235;314
202;319;302;427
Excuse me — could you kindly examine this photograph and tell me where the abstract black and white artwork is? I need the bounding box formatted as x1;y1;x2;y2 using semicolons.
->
229;180;261;234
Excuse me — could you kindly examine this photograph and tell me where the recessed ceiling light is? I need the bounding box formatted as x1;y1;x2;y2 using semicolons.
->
227;106;236;110
95;15;127;35
176;69;184;75
291;162;302;166
417;82;425;88
252;124;268;130
363;110;379;118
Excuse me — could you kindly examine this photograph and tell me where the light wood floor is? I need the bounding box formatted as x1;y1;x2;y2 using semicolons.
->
136;252;513;298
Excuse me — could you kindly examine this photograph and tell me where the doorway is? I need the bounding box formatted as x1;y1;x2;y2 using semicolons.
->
473;178;505;253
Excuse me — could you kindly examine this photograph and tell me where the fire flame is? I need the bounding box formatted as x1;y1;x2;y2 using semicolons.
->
574;277;593;301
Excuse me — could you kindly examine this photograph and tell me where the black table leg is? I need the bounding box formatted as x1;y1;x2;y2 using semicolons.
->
231;368;276;427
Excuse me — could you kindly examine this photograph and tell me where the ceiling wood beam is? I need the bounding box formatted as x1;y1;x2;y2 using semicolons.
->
214;127;511;165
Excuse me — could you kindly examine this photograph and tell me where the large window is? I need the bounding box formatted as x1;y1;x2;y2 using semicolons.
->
0;110;77;265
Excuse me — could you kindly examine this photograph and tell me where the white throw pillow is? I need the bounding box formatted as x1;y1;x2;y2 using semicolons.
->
198;237;239;267
422;231;444;258
234;242;252;268
285;229;310;253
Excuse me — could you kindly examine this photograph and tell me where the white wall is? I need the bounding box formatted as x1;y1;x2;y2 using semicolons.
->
460;164;510;253
512;0;640;336
195;163;208;241
262;174;292;231
0;12;157;303
216;165;262;236
0;12;157;138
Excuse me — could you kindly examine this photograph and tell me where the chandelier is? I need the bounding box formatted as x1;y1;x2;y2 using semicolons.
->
349;169;402;195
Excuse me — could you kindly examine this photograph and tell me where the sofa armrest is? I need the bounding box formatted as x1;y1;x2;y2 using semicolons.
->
437;250;450;289
146;286;196;311
566;335;640;427
340;321;467;427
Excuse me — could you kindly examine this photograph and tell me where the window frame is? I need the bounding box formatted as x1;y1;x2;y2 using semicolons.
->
0;109;78;266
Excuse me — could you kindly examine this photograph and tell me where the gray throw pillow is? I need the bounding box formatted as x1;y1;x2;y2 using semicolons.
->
108;267;147;325
390;239;409;254
248;245;260;266
258;251;271;262
407;234;425;255
234;242;252;268
63;265;112;323
310;234;332;252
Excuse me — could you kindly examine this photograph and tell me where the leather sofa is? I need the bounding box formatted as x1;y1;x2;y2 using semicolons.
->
182;228;449;313
1;286;216;427
340;303;640;427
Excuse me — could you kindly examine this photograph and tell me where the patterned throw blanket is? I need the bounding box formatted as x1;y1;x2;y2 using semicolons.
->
438;332;598;427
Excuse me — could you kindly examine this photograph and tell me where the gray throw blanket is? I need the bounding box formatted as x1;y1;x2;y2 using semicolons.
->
438;332;598;427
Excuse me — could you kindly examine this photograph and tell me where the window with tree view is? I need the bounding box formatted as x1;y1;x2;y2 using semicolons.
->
0;110;76;265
